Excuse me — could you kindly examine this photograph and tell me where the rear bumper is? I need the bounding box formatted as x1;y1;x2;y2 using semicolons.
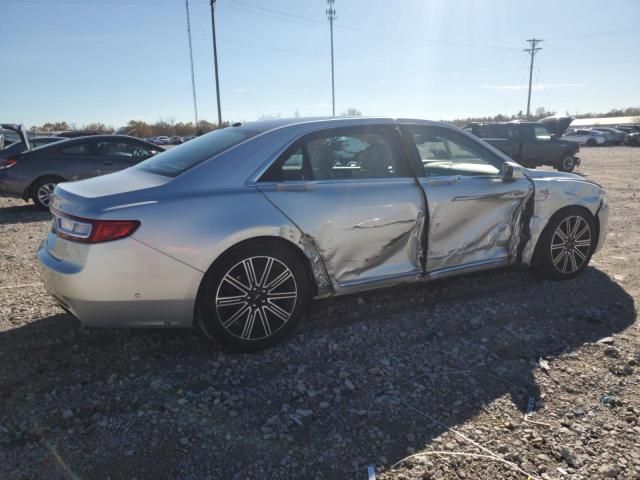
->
37;233;203;328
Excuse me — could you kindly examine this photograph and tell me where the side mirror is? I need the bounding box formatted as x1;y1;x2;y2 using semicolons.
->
502;162;524;181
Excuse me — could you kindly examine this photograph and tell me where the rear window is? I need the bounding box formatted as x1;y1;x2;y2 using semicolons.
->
135;127;259;177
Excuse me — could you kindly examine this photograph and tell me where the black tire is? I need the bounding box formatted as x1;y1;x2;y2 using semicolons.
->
557;155;576;172
533;207;596;280
197;239;310;352
586;138;597;147
31;176;63;210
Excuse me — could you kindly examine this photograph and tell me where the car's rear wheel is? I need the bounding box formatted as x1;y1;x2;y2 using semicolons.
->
31;176;62;210
533;207;595;280
558;155;576;172
197;240;310;352
586;138;597;147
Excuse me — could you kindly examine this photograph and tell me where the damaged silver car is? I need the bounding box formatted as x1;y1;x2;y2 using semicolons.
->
37;117;608;351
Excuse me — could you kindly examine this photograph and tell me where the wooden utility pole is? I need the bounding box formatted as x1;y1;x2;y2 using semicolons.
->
524;38;543;118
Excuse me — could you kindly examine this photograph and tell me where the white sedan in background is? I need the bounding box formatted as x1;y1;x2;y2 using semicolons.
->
562;129;607;146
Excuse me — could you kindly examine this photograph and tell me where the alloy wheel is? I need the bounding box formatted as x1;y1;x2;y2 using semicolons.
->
550;215;592;274
215;256;298;341
37;183;57;208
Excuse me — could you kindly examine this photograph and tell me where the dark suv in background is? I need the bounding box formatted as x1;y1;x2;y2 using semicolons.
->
464;116;580;172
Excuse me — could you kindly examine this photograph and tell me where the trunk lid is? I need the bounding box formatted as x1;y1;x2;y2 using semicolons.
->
0;124;31;151
51;168;171;218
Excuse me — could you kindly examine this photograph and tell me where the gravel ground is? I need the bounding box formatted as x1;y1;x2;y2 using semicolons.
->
0;146;638;480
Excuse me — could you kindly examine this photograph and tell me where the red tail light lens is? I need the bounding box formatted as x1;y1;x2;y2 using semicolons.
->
52;210;139;243
0;157;18;169
90;220;140;243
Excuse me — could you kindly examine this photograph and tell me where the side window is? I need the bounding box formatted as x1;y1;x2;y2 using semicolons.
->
262;127;406;182
281;148;308;181
94;140;152;161
534;126;551;141
407;126;502;177
307;130;402;180
61;143;90;155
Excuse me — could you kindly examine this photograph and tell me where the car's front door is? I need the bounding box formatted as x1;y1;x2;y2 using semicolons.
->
400;124;533;275
257;125;425;292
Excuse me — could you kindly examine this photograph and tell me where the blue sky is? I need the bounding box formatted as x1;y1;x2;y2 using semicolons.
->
2;0;639;127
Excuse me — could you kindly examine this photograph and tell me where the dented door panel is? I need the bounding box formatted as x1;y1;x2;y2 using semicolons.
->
420;175;533;273
259;179;425;291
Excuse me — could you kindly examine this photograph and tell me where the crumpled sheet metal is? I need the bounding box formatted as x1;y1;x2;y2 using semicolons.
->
520;176;605;265
424;180;534;273
306;206;423;290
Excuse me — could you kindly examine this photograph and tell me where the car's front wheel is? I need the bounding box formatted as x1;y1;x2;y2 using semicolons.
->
586;138;597;147
533;207;596;280
197;240;310;352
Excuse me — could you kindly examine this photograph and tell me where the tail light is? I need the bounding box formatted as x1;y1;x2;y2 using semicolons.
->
52;209;139;243
0;157;18;169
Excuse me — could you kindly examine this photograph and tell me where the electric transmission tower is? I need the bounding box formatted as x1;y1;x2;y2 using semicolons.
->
326;0;336;116
524;38;543;118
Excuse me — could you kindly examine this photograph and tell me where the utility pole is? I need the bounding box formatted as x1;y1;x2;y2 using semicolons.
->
210;0;222;127
185;0;199;130
524;38;543;118
326;0;336;116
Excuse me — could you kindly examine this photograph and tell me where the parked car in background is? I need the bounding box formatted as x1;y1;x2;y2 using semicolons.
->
0;135;163;209
562;129;607;146
464;117;580;172
155;136;171;145
37;117;608;351
616;126;640;145
170;136;184;145
0;137;66;159
592;127;627;145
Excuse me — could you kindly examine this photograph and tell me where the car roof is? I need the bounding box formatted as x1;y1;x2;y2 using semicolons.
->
236;116;454;135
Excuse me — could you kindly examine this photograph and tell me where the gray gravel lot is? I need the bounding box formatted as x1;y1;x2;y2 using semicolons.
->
1;146;639;479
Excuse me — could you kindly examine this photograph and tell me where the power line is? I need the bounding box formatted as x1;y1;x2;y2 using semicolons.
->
524;38;542;118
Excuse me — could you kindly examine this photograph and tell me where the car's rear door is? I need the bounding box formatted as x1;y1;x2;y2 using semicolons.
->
399;123;533;275
54;140;107;180
257;124;426;292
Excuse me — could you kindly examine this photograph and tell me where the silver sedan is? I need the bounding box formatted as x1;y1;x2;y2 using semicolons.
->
38;117;608;351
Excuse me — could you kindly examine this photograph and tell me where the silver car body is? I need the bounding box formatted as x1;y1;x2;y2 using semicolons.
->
38;117;608;328
562;129;607;145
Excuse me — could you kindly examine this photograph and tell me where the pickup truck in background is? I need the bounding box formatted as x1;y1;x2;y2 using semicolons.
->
464;116;580;172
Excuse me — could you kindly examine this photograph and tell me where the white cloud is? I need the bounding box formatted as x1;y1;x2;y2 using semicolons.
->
480;83;583;91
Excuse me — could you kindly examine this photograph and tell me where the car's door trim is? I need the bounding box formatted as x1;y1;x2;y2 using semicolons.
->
427;257;510;279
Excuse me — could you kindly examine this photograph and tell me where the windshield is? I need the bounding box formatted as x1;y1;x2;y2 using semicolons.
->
136;127;259;177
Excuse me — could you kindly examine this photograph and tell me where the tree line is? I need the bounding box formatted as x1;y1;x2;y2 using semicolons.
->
27;106;638;137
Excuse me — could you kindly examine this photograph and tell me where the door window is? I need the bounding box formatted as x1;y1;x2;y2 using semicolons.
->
95;140;153;161
534;126;551;141
406;126;501;177
61;142;91;155
263;127;406;182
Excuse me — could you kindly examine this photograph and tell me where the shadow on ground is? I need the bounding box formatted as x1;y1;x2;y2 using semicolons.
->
0;267;635;479
0;203;50;225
